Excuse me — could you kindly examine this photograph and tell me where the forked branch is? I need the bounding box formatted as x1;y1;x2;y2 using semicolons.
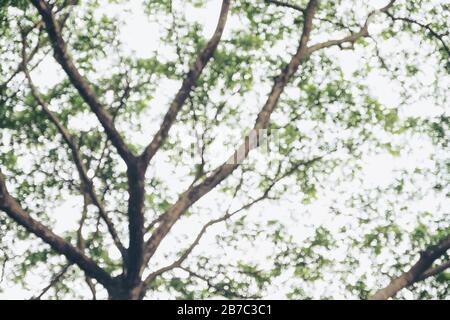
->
141;0;319;272
370;234;450;300
30;0;136;166
140;0;232;167
0;171;116;289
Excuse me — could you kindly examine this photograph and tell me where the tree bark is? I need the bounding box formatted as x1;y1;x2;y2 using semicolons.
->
370;235;450;300
108;281;145;300
0;171;116;290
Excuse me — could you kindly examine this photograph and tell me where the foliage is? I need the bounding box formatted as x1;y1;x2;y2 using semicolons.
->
0;0;448;299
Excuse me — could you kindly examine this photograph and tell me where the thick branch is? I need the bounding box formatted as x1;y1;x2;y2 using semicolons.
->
0;171;116;289
23;43;126;257
124;161;146;287
370;234;450;300
142;0;319;271
142;194;268;288
145;153;327;284
20;37;127;259
122;0;232;289
140;0;231;167
417;260;450;282
30;0;135;166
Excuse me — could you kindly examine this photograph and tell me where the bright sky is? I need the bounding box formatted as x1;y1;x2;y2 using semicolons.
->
1;0;448;299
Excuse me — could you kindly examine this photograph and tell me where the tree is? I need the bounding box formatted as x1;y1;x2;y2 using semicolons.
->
0;0;448;300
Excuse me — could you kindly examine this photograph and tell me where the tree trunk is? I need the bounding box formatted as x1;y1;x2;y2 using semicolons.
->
108;282;144;300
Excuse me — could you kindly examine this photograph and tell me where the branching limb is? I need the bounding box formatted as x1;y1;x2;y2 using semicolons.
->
142;0;319;272
122;0;232;289
20;34;127;259
140;0;231;167
30;0;136;166
143;150;328;290
0;171;116;289
142;193;270;288
306;1;397;54
370;234;450;300
417;260;450;282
